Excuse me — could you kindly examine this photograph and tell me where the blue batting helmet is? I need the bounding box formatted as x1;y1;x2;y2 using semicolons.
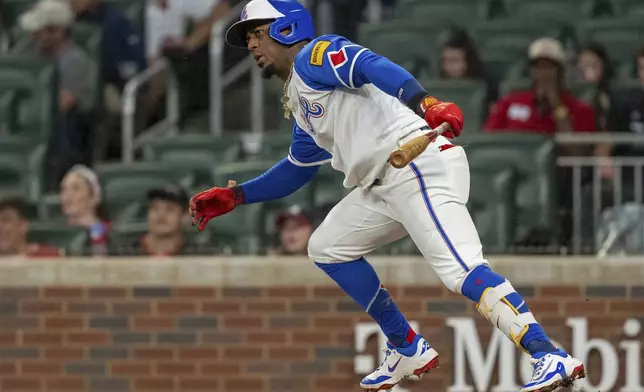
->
225;0;316;48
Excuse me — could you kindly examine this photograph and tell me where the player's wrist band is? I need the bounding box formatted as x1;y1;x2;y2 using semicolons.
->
232;186;245;205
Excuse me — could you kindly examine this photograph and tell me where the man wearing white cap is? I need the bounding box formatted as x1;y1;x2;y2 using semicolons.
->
18;0;96;114
17;0;98;184
484;37;595;137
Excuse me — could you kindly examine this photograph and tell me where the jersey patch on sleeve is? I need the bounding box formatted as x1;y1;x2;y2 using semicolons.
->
310;40;331;66
295;35;370;90
328;47;348;68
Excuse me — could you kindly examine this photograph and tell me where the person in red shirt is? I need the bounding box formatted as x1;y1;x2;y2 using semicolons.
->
484;37;596;146
0;198;61;258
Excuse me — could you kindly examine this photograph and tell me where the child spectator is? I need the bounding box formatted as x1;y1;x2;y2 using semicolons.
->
439;28;498;113
60;164;110;255
576;42;613;130
271;205;314;256
0;198;61;257
114;184;203;256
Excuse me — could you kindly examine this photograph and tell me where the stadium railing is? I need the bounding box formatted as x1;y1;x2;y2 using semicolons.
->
121;58;180;163
555;133;644;256
210;1;265;137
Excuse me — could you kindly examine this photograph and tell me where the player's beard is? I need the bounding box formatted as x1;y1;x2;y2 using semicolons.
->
261;63;276;79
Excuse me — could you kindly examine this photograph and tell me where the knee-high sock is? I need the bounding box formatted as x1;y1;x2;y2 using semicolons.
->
460;265;557;355
316;258;416;348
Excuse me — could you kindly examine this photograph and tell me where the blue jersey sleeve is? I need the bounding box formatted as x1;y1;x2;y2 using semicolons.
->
294;35;428;109
288;124;332;167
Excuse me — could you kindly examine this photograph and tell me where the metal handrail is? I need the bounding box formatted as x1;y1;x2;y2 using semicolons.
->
210;0;266;136
121;58;179;163
557;156;644;255
555;132;644;144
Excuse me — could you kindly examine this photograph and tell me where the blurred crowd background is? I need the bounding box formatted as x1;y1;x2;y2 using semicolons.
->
0;0;643;258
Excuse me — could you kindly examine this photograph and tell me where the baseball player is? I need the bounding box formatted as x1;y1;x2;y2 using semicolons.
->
189;1;586;391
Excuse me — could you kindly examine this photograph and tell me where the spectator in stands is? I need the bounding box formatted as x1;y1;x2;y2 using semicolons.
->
17;0;98;188
439;27;498;116
270;205;314;256
69;0;146;114
0;198;61;257
576;42;613;131
116;185;198;256
145;0;231;120
60;165;110;255
440;29;485;80
576;42;615;178
483;37;596;155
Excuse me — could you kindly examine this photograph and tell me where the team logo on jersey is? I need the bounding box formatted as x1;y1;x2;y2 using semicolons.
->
328;48;349;68
299;96;325;134
310;41;331;66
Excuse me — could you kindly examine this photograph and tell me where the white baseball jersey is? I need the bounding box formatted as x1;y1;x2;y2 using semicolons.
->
285;34;428;189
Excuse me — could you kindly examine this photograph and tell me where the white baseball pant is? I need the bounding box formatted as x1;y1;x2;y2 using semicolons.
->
308;134;489;292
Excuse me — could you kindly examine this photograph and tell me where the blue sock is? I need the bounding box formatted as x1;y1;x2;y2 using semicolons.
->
461;265;557;356
316;258;416;348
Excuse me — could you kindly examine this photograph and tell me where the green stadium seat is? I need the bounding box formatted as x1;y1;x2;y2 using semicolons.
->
576;18;644;64
456;132;558;247
468;167;517;253
359;21;454;78
0;136;45;201
504;0;602;23
0;55;57;141
473;20;564;59
244;130;294;161
0;89;25;134
142;134;243;185
481;50;526;83
499;78;531;96
27;221;88;256
398;0;488;23
211;160;274;186
616;62;636;81
419;79;487;133
94;162;195;215
223;78;291;132
613;0;644;16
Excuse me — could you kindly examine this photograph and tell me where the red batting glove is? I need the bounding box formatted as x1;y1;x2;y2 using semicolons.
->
189;184;244;231
420;96;464;139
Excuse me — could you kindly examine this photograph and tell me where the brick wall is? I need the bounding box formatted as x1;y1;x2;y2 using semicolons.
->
0;282;643;392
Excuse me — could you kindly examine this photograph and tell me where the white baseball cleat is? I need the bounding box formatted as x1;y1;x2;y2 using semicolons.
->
521;350;586;392
360;334;439;391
